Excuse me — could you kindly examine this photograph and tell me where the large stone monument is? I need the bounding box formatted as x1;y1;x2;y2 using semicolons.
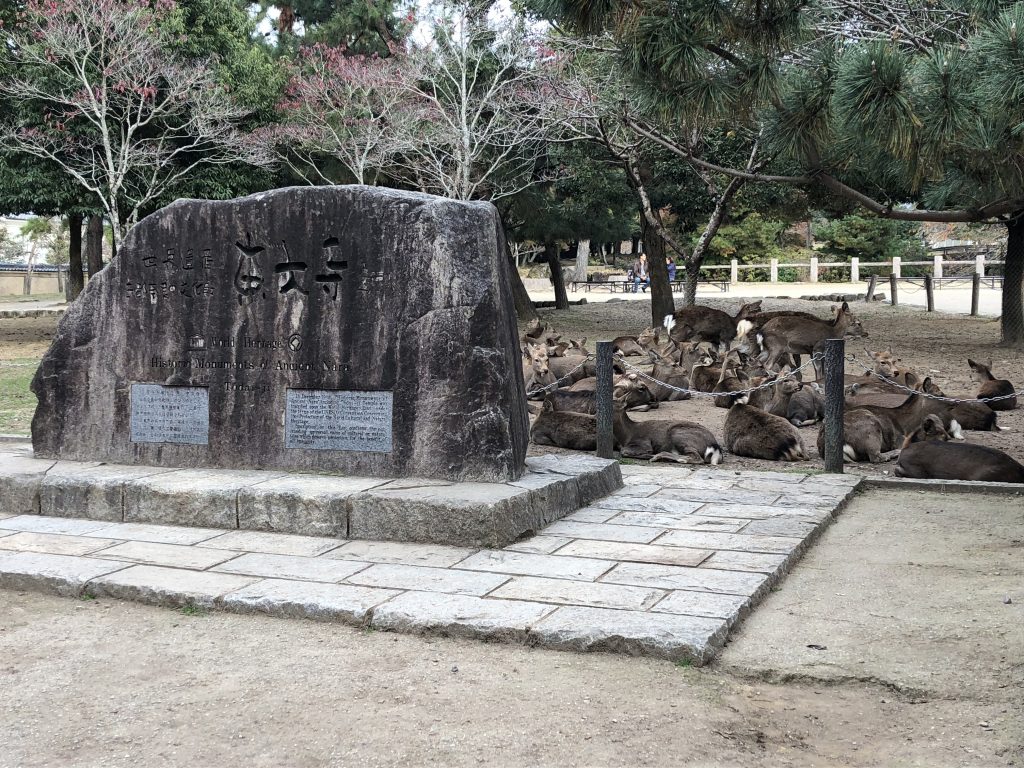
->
32;186;529;482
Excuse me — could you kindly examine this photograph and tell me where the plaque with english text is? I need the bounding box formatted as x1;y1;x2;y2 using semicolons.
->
130;384;209;445
285;389;393;453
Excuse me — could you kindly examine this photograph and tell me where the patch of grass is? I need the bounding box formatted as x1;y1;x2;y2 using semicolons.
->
78;592;96;601
0;358;39;434
675;657;694;669
179;602;209;617
617;457;638;465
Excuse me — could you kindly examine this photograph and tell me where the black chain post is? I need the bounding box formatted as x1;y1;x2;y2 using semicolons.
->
823;338;845;474
889;273;898;307
925;274;934;311
596;341;614;459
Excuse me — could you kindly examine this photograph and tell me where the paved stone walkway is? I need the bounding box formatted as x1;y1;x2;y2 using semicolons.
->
0;465;860;663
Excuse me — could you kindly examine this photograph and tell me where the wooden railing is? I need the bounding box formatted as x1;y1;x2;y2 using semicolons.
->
700;254;1005;284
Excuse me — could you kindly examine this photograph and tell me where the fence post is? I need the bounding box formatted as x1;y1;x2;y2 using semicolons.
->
925;274;935;311
730;259;738;285
890;273;899;307
864;274;877;303
595;341;615;460
976;253;985;276
933;252;943;279
892;256;901;278
809;256;819;283
770;258;779;283
850;257;859;284
823;338;845;474
971;272;981;317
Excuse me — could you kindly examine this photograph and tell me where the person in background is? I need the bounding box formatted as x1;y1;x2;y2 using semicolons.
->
632;253;650;293
666;256;677;283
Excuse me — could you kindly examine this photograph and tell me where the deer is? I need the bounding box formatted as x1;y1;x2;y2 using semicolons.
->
723;392;808;461
968;359;1018;411
918;378;999;432
895;417;1024;483
545;375;656;413
758;302;868;378
848;387;965;442
712;351;753;408
530;399;598;451
522;319;560;347
689;348;724;393
817;408;901;463
665;300;763;350
547;353;596;385
764;369;803;419
523;343;555;400
637;326;678;360
611;336;646;356
612;400;722;464
645;350;692;401
788;382;824;426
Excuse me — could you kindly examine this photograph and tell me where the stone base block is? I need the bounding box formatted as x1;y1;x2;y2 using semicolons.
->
0;446;622;548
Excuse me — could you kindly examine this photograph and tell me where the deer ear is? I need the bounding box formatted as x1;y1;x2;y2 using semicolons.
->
542;398;554;411
841;301;850;311
886;345;893;355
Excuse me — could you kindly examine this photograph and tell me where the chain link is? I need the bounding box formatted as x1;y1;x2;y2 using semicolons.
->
618;353;826;399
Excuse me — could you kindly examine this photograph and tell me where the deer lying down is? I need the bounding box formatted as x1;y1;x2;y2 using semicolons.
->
645;350;692;401
523;344;555;399
545;376;656;413
816;409;900;463
969;359;1018;411
788;383;824;426
613;401;722;464
895;416;1024;483
918;379;999;432
612;336;646;356
530;400;597;451
723;393;807;461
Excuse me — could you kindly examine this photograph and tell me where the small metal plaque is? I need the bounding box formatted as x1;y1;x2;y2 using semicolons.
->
130;384;209;445
285;389;393;452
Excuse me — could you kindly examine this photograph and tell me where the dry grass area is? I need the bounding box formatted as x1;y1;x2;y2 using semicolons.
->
524;296;1024;475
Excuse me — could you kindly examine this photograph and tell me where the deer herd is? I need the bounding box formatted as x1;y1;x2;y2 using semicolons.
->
522;301;1024;484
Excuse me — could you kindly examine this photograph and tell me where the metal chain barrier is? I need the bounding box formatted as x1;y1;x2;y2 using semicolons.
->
848;353;1023;405
617;353;826;399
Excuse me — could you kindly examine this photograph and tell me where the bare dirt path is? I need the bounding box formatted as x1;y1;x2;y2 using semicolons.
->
1;489;1020;768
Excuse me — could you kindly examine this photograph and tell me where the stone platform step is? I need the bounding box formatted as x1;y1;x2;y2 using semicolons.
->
0;465;862;664
0;444;621;548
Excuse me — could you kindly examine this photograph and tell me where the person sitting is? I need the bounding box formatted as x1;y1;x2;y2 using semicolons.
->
632;253;650;293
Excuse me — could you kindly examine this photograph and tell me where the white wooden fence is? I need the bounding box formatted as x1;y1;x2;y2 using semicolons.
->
701;253;1004;284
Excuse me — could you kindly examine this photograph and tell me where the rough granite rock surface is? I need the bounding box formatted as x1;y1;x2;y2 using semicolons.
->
31;186;528;482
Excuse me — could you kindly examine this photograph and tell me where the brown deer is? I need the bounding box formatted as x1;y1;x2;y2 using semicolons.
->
645;350;692;401
530;400;598;451
689;348;723;393
637;326;678;360
895;420;1024;483
665;300;763;350
523;344;555;399
712;352;753;408
612;336;646;356
723;393;808;461
918;378;998;432
968;359;1018;411
613;401;722;464
758;302;868;377
817;409;901;463
788;382;824;426
848;387;965;442
546;375;656;413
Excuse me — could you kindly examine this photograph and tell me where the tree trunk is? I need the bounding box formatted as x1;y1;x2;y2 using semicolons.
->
504;233;538;323
546;241;569;310
682;260;701;307
574;238;590;282
67;214;85;300
641;219;675;327
1003;215;1024;346
85;215;104;276
24;243;36;296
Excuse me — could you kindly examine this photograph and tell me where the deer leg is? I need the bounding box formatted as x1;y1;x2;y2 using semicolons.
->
877;449;901;462
621;440;654;460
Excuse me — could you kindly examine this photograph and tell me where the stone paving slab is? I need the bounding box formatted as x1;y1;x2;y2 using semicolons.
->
0;464;859;664
88;565;260;608
94;541;241;570
371;591;555;641
0;531;120;556
0;552;129;596
222;578;399;623
213;552;371;583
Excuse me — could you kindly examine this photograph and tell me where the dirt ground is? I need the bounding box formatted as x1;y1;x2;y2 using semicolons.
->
525;296;1024;475
1;489;1020;768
